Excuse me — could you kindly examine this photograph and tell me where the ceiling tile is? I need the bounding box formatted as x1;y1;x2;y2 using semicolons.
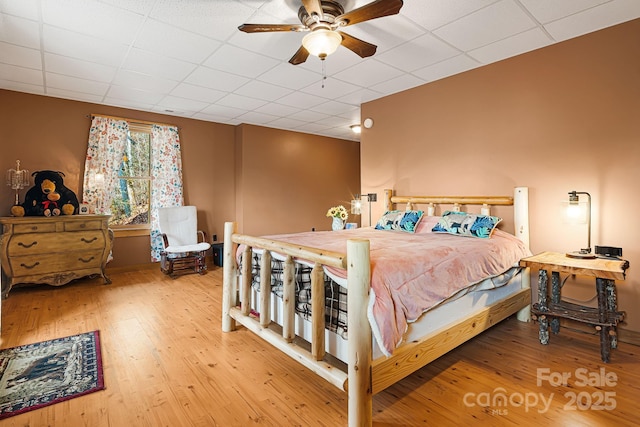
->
122;48;197;81
375;33;461;72
234;80;293;102
106;85;164;104
468;28;553;64
103;95;155;111
0;0;39;20
170;82;226;104
0;78;43;94
0;13;40;49
100;0;156;15
370;74;428;96
46;87;105;104
275;90;326;109
185;66;249;92
234;110;280;125
113;69;177;93
333;59;404;87
258;63;320;90
155;95;209;114
434;0;538;51
134;19;221;64
216;93;267;110
44;53;116;83
46;72;109;96
412;55;481;83
42;0;144;45
402;0;499;30
43;25;128;66
253;102;299;116
149;0;255;41
0;62;42;85
544;0;640;42
0;41;41;69
203;44;280;78
300;77;360;102
519;0;610;24
200;103;246;119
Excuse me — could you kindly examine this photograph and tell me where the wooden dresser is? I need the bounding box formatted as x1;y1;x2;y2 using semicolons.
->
0;215;113;297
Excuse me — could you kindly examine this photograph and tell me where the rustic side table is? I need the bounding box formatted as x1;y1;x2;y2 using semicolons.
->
519;251;629;363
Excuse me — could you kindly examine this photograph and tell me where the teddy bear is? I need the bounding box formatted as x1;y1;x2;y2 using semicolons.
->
11;170;80;217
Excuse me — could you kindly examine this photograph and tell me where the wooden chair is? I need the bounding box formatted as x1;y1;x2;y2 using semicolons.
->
158;206;211;277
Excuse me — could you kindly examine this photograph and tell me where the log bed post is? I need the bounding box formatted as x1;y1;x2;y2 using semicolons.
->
282;255;296;342
259;250;272;327
222;222;237;332
241;246;252;316
347;239;372;427
311;263;326;361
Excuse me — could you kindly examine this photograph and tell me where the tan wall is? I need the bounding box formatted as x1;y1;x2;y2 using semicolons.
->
0;90;359;269
361;19;640;332
235;124;361;236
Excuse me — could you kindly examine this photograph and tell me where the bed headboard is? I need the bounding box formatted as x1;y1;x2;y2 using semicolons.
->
384;187;530;247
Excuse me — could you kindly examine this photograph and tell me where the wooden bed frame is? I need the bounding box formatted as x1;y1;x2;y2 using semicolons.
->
222;187;531;426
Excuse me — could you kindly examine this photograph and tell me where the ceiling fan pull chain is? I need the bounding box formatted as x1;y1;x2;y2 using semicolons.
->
322;60;327;88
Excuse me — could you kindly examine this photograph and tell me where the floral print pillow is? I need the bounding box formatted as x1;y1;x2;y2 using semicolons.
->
432;211;502;238
375;210;424;233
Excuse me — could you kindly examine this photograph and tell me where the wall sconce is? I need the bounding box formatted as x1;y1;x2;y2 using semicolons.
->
564;190;595;258
351;193;377;226
6;160;30;205
350;124;361;134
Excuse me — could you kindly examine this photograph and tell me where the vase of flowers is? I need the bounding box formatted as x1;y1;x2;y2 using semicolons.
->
326;205;348;230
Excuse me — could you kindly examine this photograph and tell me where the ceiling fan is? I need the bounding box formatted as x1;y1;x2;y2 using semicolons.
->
238;0;404;65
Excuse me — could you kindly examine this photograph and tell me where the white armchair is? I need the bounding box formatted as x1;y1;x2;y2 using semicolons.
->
158;206;211;277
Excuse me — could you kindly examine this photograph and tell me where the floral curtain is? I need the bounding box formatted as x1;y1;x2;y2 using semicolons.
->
83;117;184;263
82;116;128;214
149;124;184;262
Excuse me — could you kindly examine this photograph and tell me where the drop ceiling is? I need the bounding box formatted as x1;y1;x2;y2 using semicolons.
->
1;0;639;141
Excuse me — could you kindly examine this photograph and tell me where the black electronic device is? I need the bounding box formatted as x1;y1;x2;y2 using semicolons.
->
595;245;622;258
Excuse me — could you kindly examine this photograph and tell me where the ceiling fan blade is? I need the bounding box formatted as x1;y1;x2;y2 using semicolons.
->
336;0;403;27
289;45;310;65
238;23;307;33
302;0;324;20
339;31;377;58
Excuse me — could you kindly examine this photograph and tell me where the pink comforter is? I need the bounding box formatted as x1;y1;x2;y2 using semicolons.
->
253;216;531;356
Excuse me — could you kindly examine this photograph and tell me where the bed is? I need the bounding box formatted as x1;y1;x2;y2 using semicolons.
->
222;187;532;426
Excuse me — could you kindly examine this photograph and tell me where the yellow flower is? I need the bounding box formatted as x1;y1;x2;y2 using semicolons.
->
326;205;348;220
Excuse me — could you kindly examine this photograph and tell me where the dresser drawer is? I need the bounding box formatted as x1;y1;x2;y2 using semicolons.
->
13;222;58;233
65;220;103;231
8;231;106;256
10;250;104;276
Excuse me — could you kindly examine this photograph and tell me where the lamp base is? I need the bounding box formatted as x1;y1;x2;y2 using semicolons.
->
565;251;596;259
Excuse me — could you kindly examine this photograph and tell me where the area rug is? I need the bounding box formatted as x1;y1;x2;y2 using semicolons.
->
0;330;104;419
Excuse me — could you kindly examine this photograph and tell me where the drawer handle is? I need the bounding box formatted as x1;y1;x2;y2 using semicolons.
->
18;241;38;249
78;256;95;263
81;237;98;244
20;261;40;269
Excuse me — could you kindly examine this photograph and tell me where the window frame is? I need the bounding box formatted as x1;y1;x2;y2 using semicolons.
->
108;122;153;234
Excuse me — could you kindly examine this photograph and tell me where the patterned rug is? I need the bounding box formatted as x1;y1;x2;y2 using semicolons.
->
0;331;104;419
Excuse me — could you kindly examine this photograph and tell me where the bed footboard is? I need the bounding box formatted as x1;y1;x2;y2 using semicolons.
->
222;222;374;427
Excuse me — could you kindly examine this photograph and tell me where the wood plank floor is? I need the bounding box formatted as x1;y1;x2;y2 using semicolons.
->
1;266;639;426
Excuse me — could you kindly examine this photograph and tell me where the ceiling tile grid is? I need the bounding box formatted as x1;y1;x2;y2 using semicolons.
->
0;0;639;141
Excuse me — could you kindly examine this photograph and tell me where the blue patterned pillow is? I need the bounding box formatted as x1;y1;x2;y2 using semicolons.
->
432;211;502;238
375;210;424;233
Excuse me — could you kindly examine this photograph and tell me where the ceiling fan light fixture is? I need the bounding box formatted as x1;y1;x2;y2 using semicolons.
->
302;29;342;59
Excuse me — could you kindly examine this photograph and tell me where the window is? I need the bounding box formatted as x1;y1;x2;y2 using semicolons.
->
109;124;151;229
83;115;184;261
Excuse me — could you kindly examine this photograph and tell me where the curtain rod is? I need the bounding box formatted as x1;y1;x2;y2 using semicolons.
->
87;113;180;129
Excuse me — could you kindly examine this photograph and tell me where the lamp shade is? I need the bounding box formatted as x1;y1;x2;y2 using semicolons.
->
302;29;342;59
